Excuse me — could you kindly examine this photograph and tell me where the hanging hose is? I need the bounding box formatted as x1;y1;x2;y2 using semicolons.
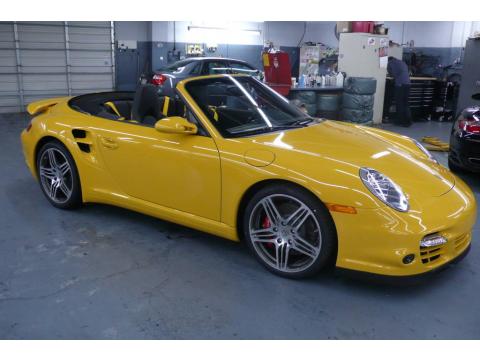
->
421;137;450;152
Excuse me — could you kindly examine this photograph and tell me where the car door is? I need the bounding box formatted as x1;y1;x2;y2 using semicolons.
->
94;108;221;221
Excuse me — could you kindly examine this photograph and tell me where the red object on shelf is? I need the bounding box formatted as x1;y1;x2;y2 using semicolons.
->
262;51;291;96
351;21;375;33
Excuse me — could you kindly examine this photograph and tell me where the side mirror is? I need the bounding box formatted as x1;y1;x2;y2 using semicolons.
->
472;93;480;101
155;116;197;135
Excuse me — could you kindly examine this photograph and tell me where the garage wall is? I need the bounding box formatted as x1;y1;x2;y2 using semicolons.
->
114;22;152;91
148;21;301;77
0;21;115;114
384;21;474;47
115;20;477;90
114;21;151;42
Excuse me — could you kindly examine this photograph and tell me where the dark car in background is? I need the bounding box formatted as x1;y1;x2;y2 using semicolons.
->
150;57;261;96
449;103;480;173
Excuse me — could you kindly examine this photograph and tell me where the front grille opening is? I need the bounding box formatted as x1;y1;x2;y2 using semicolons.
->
468;158;480;165
420;244;444;264
454;234;469;251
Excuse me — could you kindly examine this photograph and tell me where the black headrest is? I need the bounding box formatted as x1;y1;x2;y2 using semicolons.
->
131;85;163;125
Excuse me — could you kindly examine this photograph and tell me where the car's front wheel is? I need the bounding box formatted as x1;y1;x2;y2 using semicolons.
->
36;141;82;209
243;184;337;278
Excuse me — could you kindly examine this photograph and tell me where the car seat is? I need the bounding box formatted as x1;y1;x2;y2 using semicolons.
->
159;96;187;118
104;101;132;120
131;84;164;125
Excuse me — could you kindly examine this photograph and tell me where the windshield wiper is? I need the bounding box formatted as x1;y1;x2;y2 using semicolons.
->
228;124;305;138
290;118;316;126
269;124;306;130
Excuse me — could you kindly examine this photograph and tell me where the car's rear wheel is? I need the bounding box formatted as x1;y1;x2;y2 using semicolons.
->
36;141;82;209
243;184;337;278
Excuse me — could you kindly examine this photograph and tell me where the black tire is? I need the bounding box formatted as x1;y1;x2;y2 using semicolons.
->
342;93;374;110
344;77;377;95
36;140;82;209
341;108;374;123
316;110;339;120
242;183;337;279
304;103;317;117
291;91;316;104
316;94;341;111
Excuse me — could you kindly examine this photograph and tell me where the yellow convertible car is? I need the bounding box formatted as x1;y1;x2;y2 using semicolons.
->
21;74;476;279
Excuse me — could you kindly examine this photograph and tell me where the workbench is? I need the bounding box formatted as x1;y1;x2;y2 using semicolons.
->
289;86;344;93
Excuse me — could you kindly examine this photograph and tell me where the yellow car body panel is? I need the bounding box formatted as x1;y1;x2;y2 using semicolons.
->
21;74;477;277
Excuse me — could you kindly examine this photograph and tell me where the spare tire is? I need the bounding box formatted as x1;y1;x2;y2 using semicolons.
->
290;91;316;104
341;108;374;123
344;77;377;95
342;93;374;110
304;103;317;116
316;94;341;111
316;110;339;120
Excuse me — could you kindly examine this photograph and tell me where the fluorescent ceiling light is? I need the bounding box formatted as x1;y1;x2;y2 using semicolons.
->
188;25;261;36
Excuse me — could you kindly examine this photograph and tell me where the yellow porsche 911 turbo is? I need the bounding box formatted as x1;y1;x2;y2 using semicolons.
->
21;74;476;279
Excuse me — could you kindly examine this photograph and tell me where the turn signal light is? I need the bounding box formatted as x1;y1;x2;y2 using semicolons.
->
326;203;357;214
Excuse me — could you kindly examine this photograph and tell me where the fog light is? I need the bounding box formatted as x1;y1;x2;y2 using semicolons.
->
403;254;415;264
420;234;447;248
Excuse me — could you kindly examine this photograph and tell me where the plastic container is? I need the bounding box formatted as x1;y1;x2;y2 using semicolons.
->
336;72;344;87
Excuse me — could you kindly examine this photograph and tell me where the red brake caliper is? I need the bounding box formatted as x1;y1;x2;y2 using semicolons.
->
262;216;274;248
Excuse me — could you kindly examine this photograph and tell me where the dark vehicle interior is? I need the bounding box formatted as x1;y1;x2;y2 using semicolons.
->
68;85;188;126
186;77;311;137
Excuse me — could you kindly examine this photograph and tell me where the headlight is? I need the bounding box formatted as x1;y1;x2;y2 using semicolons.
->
359;168;409;212
412;139;438;164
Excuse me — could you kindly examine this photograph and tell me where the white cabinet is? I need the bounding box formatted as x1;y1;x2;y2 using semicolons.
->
338;33;389;124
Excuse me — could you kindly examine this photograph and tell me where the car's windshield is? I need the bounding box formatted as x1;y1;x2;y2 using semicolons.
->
185;76;318;138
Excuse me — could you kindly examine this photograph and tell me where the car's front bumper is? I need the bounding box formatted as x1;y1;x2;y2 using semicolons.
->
449;132;480;172
332;176;477;277
336;244;471;284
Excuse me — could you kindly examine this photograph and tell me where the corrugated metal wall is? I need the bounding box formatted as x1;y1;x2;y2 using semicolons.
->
0;21;115;113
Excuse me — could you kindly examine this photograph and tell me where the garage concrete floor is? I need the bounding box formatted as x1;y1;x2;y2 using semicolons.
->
0;114;479;339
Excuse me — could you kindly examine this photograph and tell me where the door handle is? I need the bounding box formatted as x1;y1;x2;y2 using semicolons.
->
100;137;118;149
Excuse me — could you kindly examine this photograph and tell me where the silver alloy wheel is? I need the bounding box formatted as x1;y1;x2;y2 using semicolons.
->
39;148;73;204
248;194;322;273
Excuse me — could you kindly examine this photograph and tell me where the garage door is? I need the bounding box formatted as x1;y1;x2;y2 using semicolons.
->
0;21;115;113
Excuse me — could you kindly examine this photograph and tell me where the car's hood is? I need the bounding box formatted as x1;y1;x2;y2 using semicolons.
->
244;120;455;198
